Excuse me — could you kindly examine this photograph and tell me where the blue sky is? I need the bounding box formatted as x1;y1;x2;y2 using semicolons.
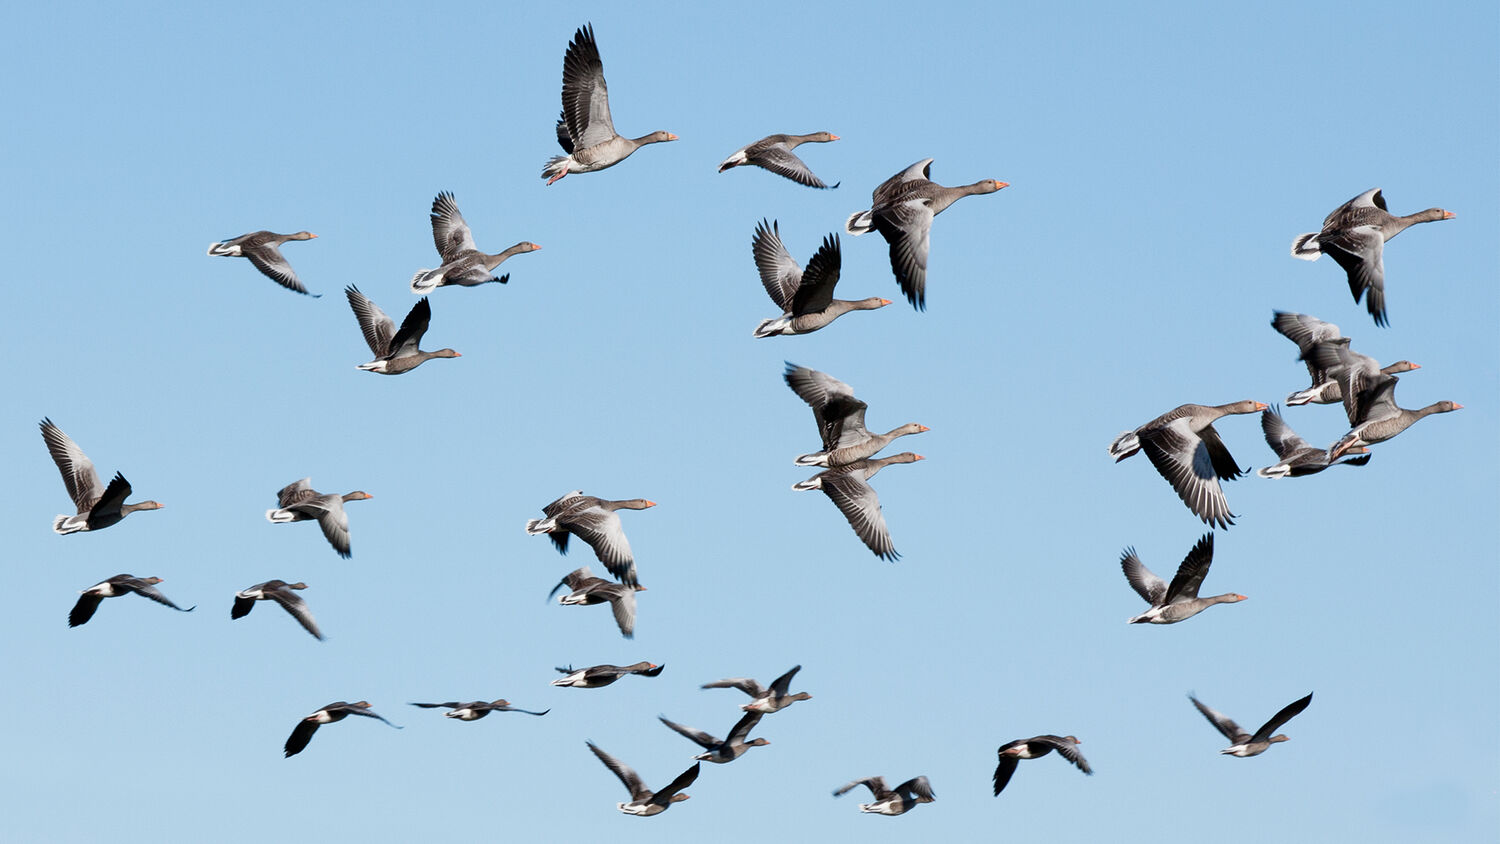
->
3;2;1495;841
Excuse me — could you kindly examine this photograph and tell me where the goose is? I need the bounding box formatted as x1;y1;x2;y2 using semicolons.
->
658;711;768;763
525;491;654;586
543;24;676;184
265;478;372;559
794;453;924;561
206;230;319;296
345;286;460;375
410;192;539;293
1328;374;1461;458
284;701;401;758
833;775;935;816
549;566;643;638
719;132;839;188
1108;401;1266;529
586;742;700;816
1190;692;1313;757
1291;188;1454;326
752;221;889;337
1272;312;1419;405
783;363;926;466
231;580;321;640
552;662;663;688
409;700;549;719
993;735;1092;796
40;418;162;535
845;159;1006;310
70;575;194;628
1257;405;1371;478
1120;534;1245;624
701;665;811;713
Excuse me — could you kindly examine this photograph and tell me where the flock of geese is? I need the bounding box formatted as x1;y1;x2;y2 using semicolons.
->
40;21;1464;820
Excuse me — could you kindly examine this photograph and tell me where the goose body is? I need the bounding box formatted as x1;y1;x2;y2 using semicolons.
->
543;25;676;184
265;478;372;559
784;363;926;466
752;221;889;337
845;159;1006;310
1273;312;1420;405
409;699;549;720
207;230;318;296
551;662;663;688
549;566;643;638
1190;692;1313;757
719;132;838;188
659;711;768;763
1120;534;1245;624
1303;343;1463;457
586;742;699;816
1108;401;1266;529
70;575;194;628
40;418;163;535
231;580;321;640
993;735;1092;796
833;775;935;816
794;453;924;560
525;491;655;586
1291;188;1454;326
345;286;460;374
284;701;401;758
410;192;539;293
702;664;811;714
1257;405;1371;478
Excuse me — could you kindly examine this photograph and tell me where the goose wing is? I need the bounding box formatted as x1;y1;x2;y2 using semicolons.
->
1164;533;1215;602
1190;695;1250;744
1119;548;1167;605
429;192;477;261
560;24;616;150
40;419;105;511
788;234;842;316
1250;693;1313;743
345;287;396;356
752;219;801;310
820;469;898;561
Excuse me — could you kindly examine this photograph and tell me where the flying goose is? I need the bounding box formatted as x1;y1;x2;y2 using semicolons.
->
1108;401;1266;529
833;775;936;815
70;575;194;628
701;665;811;713
207;230;319;296
752;222;889;337
345;286;460;375
794;453;924;561
719;132;839;188
1190;692;1313;757
231;580;321;640
40;418;162;535
586;742;700;816
658;711;768;763
526;491;654;586
993;735;1092;796
284;701;401;758
552;662;664;688
783;363;926;466
549;566;643;638
265;478;372;559
410;192;539;293
409;700;549;719
1119;534;1244;624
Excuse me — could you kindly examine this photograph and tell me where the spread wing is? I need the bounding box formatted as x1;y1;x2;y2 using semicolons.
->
560;24;615;150
429;192;477;261
1164;533;1215;602
820;470;899;561
752;219;801;310
1190;695;1250;744
270;587;322;639
276;478;316;508
660;716;719;750
345;287;396;356
1141;422;1235;529
1260;406;1312;459
788;234;842;316
386;298;433;359
245;242;314;295
1322;225;1387;326
1251;693;1313;743
587;742;649;801
874;198;935;310
40;419;105;511
754;144;832;189
1119;547;1166;605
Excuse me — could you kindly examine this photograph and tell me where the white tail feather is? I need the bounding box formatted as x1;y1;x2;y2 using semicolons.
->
1290;233;1321;260
845;210;874;235
1108;431;1140;460
410;269;440;294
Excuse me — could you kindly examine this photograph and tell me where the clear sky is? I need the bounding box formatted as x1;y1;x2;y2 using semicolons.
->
3;2;1495;841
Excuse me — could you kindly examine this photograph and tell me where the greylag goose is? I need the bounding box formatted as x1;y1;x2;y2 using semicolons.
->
1120;534;1245;624
753;223;889;337
410;192;539;293
265;478;372;559
833;775;936;816
542;24;677;184
231;580;321;640
345;286;460;375
719;132;839;188
1328;376;1461;458
409;700;549;719
658;711;768;763
585;742;700;816
993;735;1092;796
845;159;1006;310
1190;692;1312;757
701;665;811;713
1108;401;1266;529
1257;405;1371;478
1291;188;1454;326
552;662;663;688
206;230;319;296
794;453;924;560
69;575;194;628
284;701;401;758
525;491;654;587
783;363;926;466
549;566;643;638
40;418;162;535
1272;312;1419;405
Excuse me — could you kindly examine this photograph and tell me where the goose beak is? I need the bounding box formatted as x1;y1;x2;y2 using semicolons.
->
917;425;930;432
829;134;840;141
994;181;1010;189
645;501;657;507
1254;401;1269;411
1442;211;1456;219
879;298;893;306
666;134;679;141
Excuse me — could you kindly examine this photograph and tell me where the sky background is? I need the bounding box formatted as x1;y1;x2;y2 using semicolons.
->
2;2;1495;841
